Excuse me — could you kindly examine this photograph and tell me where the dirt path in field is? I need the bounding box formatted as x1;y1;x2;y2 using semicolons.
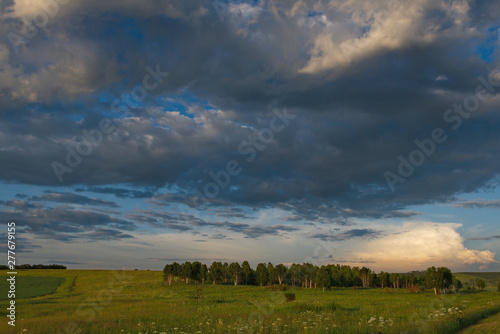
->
460;311;500;334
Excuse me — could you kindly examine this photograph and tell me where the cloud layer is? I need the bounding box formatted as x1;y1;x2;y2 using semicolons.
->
0;0;499;269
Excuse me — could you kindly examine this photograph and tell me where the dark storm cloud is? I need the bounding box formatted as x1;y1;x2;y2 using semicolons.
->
276;200;419;225
0;205;136;241
126;208;300;238
81;228;135;241
127;210;202;231
151;193;234;209
2;199;39;210
242;224;300;238
0;0;499;223
209;233;231;240
31;192;119;207
191;220;249;233
0;232;41;253
126;213;157;224
191;220;299;238
127;210;253;234
163;223;192;232
76;187;154;199
453;200;500;209
282;214;302;222
310;228;380;242
211;207;253;219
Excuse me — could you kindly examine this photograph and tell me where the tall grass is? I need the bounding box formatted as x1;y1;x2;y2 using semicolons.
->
0;270;498;333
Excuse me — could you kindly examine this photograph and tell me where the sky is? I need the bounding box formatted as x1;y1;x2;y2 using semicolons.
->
0;0;500;272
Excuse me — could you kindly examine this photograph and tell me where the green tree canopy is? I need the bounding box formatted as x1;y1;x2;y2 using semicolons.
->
208;261;224;285
228;262;241;286
255;263;268;286
477;279;486;290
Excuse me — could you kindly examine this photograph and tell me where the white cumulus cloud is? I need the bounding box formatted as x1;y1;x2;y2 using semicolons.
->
350;222;497;271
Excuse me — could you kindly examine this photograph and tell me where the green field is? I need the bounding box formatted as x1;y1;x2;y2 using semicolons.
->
0;270;499;333
0;276;66;300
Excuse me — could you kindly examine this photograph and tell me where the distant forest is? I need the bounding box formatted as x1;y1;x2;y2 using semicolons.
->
0;264;67;269
164;261;470;295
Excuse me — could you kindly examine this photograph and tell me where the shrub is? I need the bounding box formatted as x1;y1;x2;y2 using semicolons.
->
419;286;426;293
270;284;288;291
284;293;296;302
497;281;500;292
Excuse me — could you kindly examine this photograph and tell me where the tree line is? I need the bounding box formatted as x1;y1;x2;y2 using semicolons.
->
0;264;67;269
164;261;462;294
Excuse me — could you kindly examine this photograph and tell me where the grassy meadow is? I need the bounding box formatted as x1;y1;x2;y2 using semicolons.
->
461;309;500;334
454;272;500;289
0;269;499;333
0;276;66;300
